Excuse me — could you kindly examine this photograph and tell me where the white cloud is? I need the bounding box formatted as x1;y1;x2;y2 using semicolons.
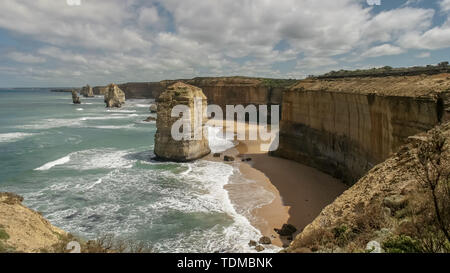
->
441;0;450;13
0;0;447;86
361;44;405;58
8;52;46;63
416;52;431;58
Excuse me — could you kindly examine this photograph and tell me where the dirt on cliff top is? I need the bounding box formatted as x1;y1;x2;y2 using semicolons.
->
292;73;450;97
0;192;68;253
285;122;450;253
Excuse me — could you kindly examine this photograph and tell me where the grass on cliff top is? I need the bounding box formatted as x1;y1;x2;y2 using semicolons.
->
315;62;449;79
259;78;298;88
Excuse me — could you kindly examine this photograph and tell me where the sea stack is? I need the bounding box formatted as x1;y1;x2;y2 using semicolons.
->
71;90;81;104
104;83;126;108
81;84;94;97
154;82;210;161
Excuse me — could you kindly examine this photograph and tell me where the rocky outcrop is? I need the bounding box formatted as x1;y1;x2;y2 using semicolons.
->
104;84;126;108
81;84;94;97
149;104;157;113
273;74;450;184
71;90;81;104
0;192;67;253
154;82;210;161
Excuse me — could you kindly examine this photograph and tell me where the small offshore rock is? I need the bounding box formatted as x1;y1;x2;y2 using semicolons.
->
149;104;157;113
255;245;265;252
71;90;81;104
143;116;157;122
259;236;271;245
366;241;382;253
248;240;257;247
224;155;235;162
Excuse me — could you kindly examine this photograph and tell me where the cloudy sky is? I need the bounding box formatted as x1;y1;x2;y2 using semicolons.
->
0;0;450;87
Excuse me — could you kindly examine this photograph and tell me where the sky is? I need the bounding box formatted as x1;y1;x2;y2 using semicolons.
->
0;0;450;87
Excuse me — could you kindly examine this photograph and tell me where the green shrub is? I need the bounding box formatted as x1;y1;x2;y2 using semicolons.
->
383;235;422;253
0;227;10;240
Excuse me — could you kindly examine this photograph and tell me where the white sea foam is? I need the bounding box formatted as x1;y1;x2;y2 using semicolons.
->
0;132;34;143
17;118;83;130
22;149;279;253
80;114;137;121
76;108;84;111
35;155;71;170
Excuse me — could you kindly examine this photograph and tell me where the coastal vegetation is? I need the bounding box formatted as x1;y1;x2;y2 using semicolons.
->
315;62;450;79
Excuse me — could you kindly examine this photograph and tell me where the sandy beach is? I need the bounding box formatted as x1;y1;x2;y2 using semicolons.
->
206;120;348;247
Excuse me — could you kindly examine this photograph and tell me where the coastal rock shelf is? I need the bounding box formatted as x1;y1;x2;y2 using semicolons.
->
273;74;450;184
154;82;211;162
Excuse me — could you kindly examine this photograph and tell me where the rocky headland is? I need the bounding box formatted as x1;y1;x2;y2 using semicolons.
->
0;192;67;252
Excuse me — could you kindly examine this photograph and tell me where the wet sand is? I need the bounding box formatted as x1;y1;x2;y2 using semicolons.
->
206;120;348;247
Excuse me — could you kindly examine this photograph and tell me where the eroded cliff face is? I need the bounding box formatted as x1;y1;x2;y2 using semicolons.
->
154;82;210;162
118;82;167;99
273;74;450;184
93;86;108;95
285;123;450;253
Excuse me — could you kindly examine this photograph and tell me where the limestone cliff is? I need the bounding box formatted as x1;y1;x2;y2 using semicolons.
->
81;84;94;97
0;193;67;253
154;82;210;161
285;123;450;253
104;83;126;108
273;74;450;184
93;86;108;95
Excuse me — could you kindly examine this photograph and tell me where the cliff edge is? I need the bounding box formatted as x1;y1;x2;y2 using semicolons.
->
0;192;67;253
285;122;450;253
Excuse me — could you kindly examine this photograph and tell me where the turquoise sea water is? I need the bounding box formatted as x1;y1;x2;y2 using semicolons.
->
0;89;275;253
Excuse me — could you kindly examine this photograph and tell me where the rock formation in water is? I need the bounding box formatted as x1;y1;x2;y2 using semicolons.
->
273;74;450;184
154;82;210;161
81;84;94;97
149;104;157;113
71;90;81;104
104;83;126;108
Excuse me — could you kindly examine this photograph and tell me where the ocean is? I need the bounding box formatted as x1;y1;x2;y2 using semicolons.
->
0;89;278;253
